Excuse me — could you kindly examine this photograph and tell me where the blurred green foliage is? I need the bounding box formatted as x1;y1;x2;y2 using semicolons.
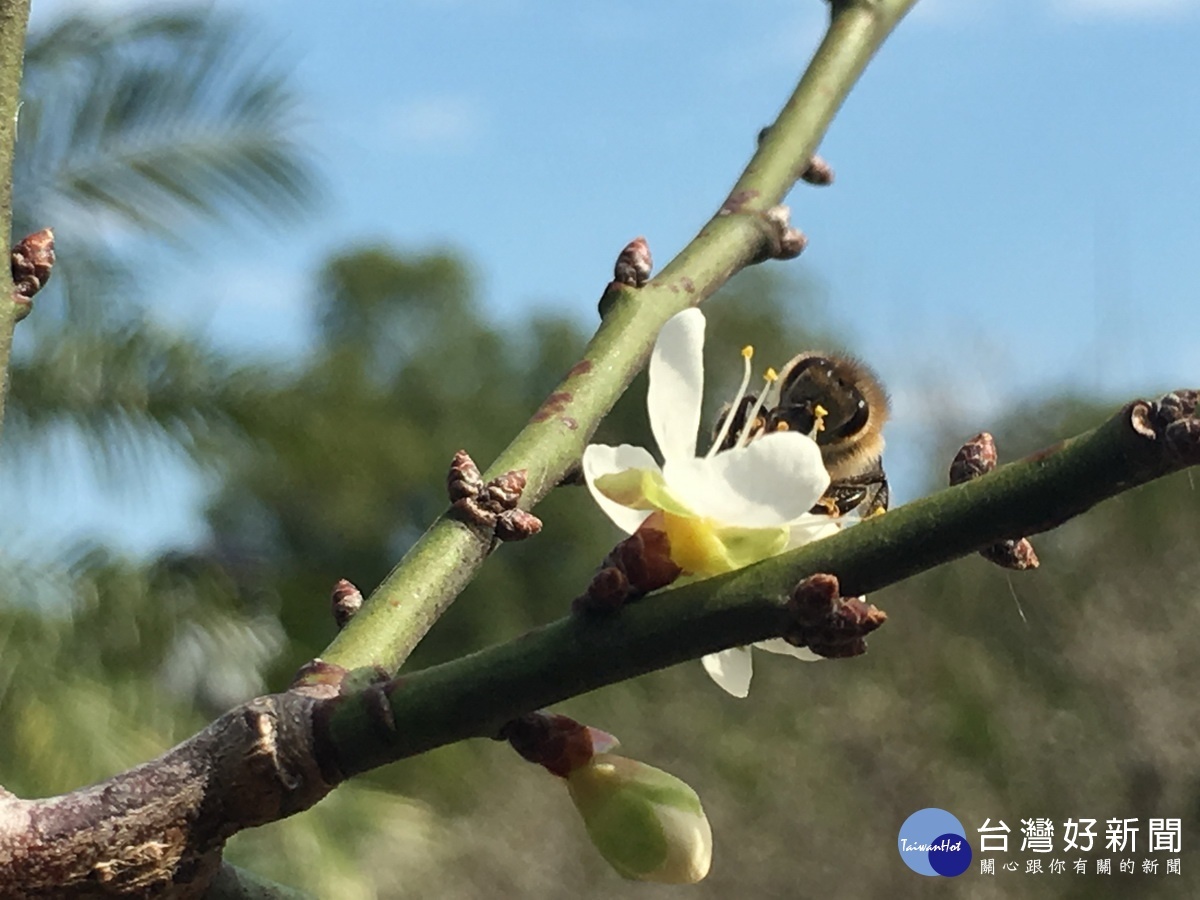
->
2;8;1199;900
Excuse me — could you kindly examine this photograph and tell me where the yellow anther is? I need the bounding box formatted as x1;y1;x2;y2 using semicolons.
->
810;403;828;435
775;421;789;432
764;367;778;383
741;345;754;359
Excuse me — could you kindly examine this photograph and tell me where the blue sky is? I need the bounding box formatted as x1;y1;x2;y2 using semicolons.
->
8;0;1200;557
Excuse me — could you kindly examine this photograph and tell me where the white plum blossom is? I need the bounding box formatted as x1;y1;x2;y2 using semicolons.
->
582;308;842;698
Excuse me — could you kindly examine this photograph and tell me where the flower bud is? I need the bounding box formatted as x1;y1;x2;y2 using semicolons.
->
567;754;712;883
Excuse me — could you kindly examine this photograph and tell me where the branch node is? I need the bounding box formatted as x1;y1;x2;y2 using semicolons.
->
759;205;808;261
486;469;528;509
330;578;363;629
449;457;542;540
980;539;1040;571
613;236;653;288
949;432;1040;569
800;154;835;185
447;448;485;501
496;508;543;542
573;526;680;614
1133;390;1200;464
10;227;54;322
365;681;398;736
289;658;352;699
782;573;887;658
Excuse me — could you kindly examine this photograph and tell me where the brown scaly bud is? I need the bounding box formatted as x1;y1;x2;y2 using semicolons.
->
948;432;998;485
1134;390;1200;463
448;456;542;542
573;524;681;614
498;712;616;778
760;205;807;261
573;565;630;614
800;155;835;186
949;432;1040;570
452;496;497;528
980;539;1040;571
782;573;887;659
10;228;54;322
485;469;528;510
496;508;543;542
613;236;653;288
331;578;363;629
447;450;497;526
447;449;485;502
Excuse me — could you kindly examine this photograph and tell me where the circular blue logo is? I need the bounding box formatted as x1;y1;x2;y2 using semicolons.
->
897;808;972;877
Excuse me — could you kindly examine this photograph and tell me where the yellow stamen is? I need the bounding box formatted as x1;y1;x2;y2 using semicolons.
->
708;346;755;458
775;421;789;432
810;403;828;438
736;369;778;450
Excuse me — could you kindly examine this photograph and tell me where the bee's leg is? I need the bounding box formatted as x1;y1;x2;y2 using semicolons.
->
863;474;889;517
814;465;889;518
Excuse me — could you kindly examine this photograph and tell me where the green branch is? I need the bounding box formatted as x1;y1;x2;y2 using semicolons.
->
0;0;29;443
319;392;1200;776
322;0;922;675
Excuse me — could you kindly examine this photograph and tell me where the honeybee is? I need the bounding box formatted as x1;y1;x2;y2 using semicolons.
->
715;352;890;519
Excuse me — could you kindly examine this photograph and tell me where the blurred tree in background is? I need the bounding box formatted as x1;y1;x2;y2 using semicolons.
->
2;8;1198;900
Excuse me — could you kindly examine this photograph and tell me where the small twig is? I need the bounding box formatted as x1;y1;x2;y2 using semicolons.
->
322;0;922;675
949;432;1039;570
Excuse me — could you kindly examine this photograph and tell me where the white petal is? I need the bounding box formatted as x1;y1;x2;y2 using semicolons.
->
664;431;829;528
701;647;753;698
582;443;659;535
648;309;705;465
785;515;842;549
754;637;823;662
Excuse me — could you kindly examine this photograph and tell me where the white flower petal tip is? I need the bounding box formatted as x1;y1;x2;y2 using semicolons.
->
648;310;706;465
701;647;753;698
754;637;823;662
567;754;712;883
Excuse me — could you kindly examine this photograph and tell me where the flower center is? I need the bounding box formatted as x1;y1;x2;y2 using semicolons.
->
736;366;777;449
706;345;782;458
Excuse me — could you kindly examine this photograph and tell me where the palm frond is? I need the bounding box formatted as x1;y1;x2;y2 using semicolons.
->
3;8;317;474
4;320;276;476
16;10;315;239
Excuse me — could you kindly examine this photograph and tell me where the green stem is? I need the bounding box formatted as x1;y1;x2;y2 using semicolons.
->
0;0;29;444
321;0;921;675
323;393;1195;776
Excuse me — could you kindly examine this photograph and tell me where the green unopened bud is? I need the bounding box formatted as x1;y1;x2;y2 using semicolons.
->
567;754;712;884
